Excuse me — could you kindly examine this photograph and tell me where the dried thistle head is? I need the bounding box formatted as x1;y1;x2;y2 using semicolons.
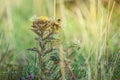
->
31;16;61;35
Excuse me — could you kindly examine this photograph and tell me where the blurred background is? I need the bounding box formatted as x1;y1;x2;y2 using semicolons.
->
0;0;120;80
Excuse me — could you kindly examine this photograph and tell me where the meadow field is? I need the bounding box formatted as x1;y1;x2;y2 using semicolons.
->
0;0;120;80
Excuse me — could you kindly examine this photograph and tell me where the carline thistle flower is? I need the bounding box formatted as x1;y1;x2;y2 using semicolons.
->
31;16;61;35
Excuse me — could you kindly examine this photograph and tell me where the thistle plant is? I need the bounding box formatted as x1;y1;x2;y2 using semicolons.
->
29;16;61;80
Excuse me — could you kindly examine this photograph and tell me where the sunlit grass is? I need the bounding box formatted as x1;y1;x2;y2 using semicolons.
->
57;0;119;80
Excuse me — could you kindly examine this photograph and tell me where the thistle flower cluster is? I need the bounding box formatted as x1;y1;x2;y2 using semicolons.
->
32;16;61;35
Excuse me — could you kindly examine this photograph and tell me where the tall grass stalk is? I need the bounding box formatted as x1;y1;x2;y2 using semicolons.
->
4;0;15;49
